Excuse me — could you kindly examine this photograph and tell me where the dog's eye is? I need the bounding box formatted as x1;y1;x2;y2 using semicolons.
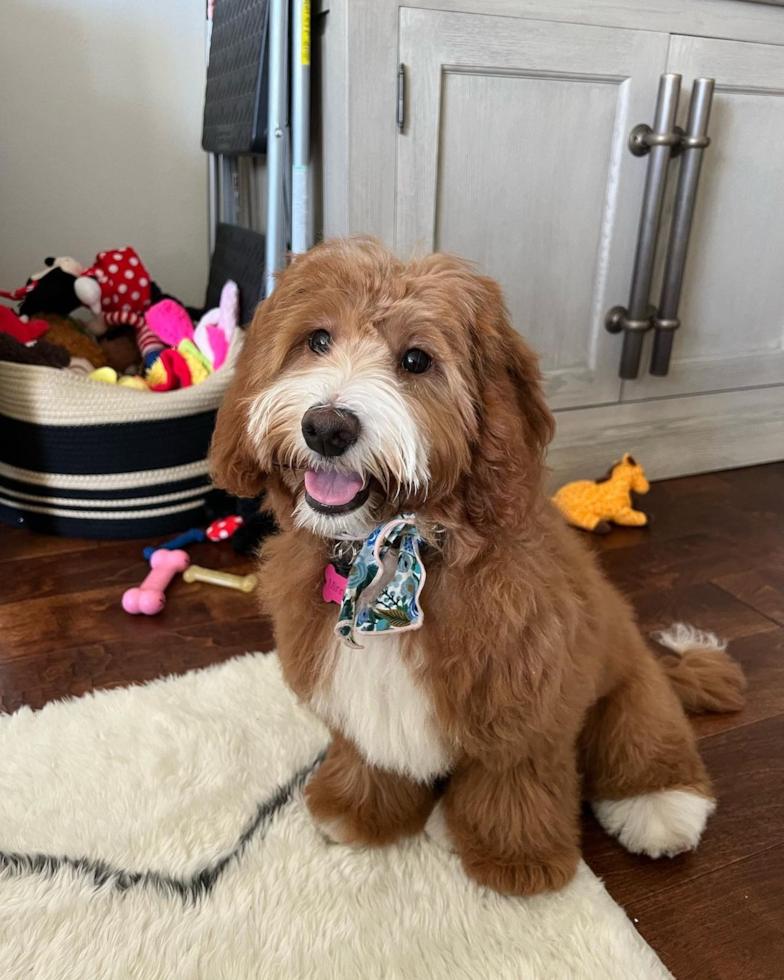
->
401;348;432;374
309;329;332;355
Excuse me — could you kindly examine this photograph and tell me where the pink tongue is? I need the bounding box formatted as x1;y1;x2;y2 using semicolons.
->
305;470;364;506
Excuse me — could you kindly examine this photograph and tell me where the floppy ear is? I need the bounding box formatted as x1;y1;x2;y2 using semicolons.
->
209;245;340;500
464;274;555;532
503;326;556;460
209;304;271;498
209;368;266;498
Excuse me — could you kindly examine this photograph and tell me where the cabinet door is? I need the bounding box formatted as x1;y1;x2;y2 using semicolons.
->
396;9;669;410
625;35;784;399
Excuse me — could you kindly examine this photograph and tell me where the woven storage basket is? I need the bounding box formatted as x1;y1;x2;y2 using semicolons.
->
0;337;241;540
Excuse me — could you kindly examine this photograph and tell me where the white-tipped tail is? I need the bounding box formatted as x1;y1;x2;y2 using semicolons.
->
653;622;727;655
654;622;745;715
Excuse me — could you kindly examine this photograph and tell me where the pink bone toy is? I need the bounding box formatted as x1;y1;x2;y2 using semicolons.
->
122;549;190;615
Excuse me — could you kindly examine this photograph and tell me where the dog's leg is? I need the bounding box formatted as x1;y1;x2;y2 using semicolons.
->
441;749;581;895
581;644;715;858
305;731;437;846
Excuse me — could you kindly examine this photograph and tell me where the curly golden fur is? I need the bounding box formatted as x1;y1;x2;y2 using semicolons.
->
209;238;745;895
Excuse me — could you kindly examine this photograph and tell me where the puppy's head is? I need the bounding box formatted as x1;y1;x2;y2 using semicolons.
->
209;238;553;546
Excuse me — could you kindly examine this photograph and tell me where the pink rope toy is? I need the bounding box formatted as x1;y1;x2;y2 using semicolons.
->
122;549;190;615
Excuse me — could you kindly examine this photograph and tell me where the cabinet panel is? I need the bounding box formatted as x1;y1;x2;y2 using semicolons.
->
436;72;621;378
624;35;784;398
396;8;669;409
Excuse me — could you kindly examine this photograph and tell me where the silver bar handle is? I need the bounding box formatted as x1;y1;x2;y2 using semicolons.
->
265;0;290;296
605;73;682;379
649;78;715;376
291;0;312;255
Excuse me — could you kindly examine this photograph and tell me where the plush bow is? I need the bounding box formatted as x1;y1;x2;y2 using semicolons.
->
335;516;426;648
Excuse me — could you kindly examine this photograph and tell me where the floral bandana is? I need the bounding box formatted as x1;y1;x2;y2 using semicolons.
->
333;516;426;648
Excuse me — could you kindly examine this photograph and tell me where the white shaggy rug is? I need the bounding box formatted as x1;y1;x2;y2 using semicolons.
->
0;653;671;980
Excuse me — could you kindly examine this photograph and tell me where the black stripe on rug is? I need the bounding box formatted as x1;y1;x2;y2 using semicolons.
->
0;751;326;903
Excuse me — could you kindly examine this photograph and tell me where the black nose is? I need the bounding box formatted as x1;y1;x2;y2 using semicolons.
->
301;406;361;458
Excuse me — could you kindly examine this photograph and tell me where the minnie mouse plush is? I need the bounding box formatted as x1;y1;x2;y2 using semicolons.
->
74;247;152;330
1;256;85;319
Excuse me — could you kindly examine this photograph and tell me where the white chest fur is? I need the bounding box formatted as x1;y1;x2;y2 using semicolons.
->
310;636;453;783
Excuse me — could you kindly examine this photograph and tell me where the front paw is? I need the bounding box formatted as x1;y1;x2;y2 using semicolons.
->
305;779;370;846
304;777;407;848
424;802;457;853
310;810;363;847
303;736;437;847
461;846;580;896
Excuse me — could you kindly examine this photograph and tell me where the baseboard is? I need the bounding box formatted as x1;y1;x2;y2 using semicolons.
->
546;384;784;487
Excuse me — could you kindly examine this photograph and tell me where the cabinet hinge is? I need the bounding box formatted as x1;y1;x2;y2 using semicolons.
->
397;63;405;132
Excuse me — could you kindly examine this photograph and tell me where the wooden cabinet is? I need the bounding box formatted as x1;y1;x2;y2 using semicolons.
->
625;35;784;400
316;0;784;481
395;10;669;410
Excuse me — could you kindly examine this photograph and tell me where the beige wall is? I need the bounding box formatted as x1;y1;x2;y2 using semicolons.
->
0;0;208;307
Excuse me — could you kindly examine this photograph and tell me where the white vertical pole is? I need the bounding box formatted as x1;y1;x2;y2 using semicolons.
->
265;0;289;296
291;0;312;254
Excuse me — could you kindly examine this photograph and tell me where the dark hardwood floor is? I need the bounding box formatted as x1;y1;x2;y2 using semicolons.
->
1;463;783;979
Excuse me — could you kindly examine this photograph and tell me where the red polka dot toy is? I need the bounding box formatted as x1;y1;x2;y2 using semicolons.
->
74;247;152;329
206;516;245;541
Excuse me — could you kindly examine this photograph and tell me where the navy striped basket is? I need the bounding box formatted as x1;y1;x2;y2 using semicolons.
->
0;338;240;540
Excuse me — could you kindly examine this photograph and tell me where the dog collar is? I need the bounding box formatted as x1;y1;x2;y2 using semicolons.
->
325;515;426;649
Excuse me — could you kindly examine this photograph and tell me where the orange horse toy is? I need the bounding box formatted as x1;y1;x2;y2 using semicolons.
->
552;453;650;533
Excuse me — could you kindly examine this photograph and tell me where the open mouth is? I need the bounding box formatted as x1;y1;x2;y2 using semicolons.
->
304;469;371;515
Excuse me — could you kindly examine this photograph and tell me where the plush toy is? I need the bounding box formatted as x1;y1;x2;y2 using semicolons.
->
88;366;149;389
552;454;651;533
178;339;212;383
3;255;137;374
193;279;239;370
28;255;84;280
37;314;108;368
67;357;97;376
203;491;277;558
4;252;214;389
98;328;143;375
2;257;86;319
145;339;212;391
88;366;121;384
75;246;166;373
135;322;166;367
0;333;70;368
206;515;244;541
119;375;149;391
0;305;48;343
145;280;237;374
145;298;193;347
146;347;193;391
74;247;152;327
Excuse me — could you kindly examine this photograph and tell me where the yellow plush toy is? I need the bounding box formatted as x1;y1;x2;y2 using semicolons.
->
88;366;149;390
552;453;650;533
